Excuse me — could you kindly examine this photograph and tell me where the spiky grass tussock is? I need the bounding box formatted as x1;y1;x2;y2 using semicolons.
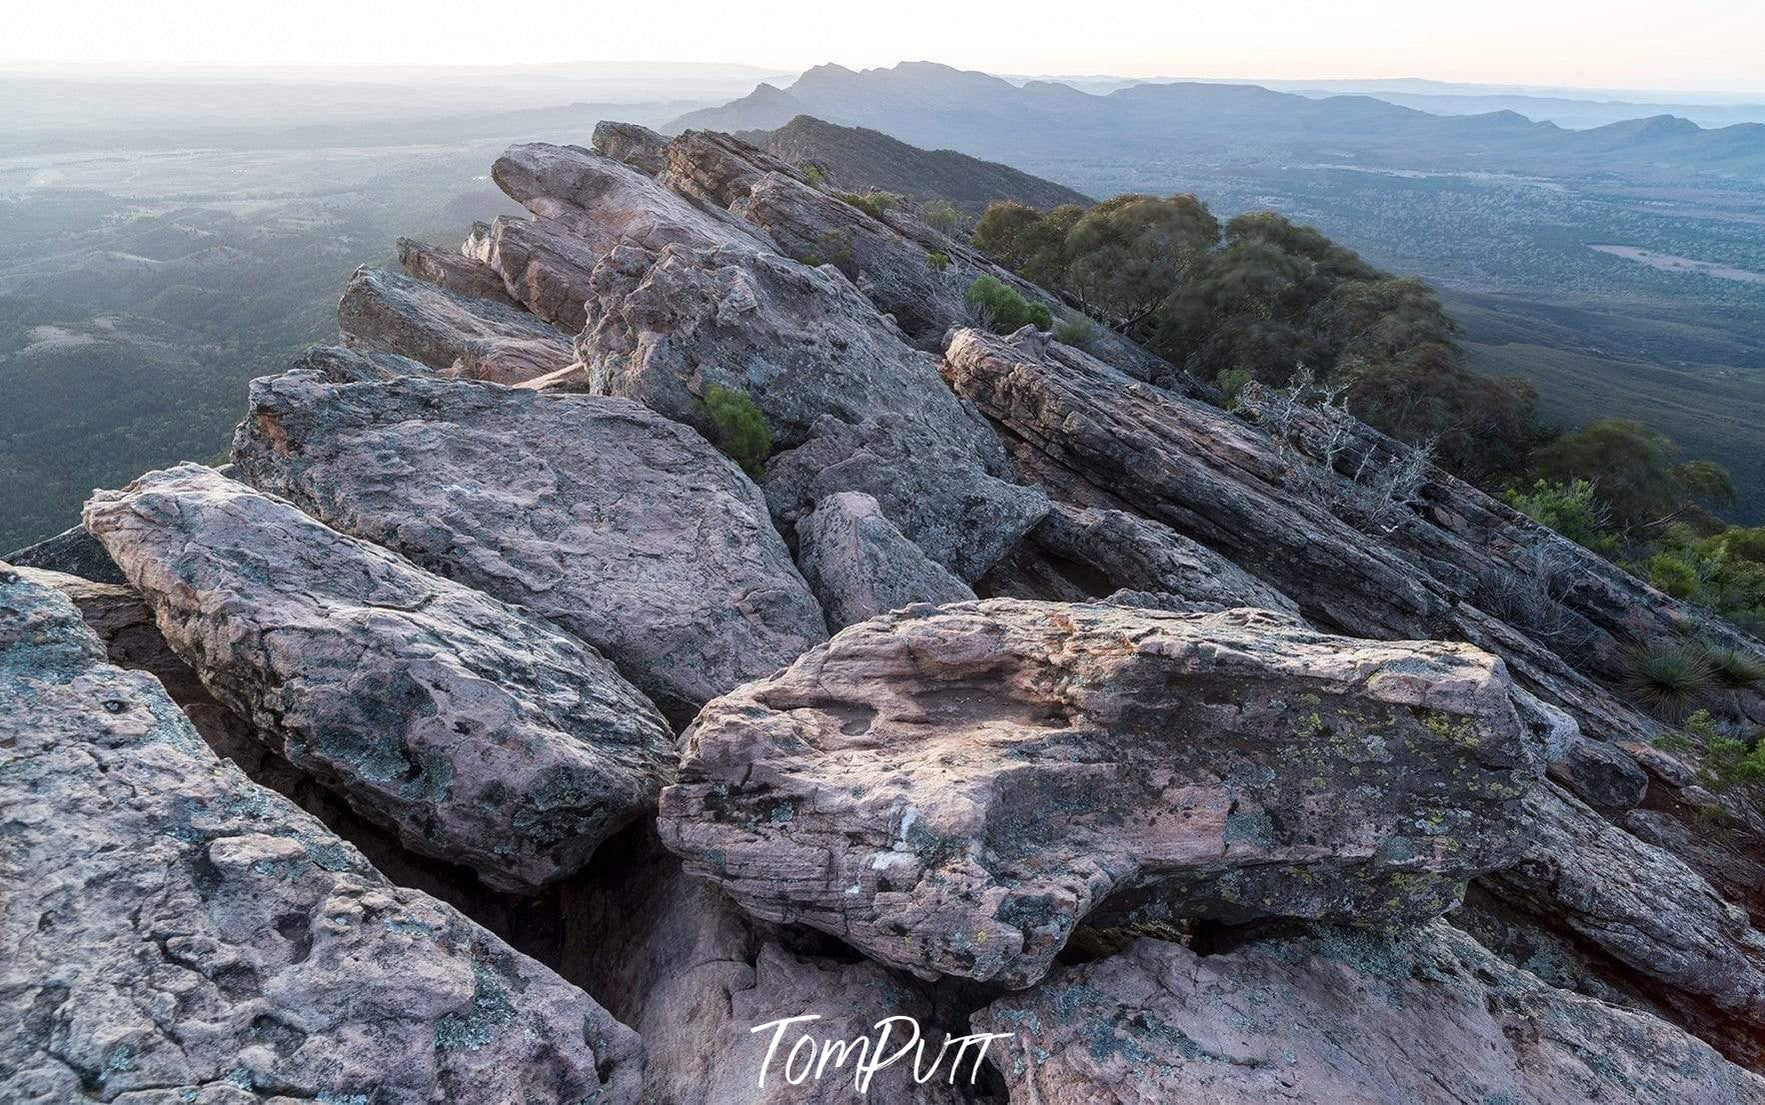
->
1703;645;1765;690
1625;641;1715;719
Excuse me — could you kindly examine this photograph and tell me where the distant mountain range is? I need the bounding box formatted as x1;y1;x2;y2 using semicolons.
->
742;116;1092;215
669;62;1765;179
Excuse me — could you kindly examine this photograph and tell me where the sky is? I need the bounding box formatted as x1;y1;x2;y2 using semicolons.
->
6;0;1765;93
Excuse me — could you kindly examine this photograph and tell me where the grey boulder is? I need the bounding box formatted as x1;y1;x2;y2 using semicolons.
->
795;491;975;629
338;265;574;384
84;463;676;892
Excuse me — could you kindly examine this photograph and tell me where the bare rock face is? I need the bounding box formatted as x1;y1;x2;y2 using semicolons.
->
0;566;641;1105
579;241;1048;579
1005;503;1302;614
796;492;975;629
471;214;601;331
291;342;433;383
83;464;676;892
560;833;969;1105
232;371;828;722
3;522;125;584
337;265;574;384
397;236;520;307
592;119;669;176
972;924;1765;1105
660;598;1540;986
9;564;204;702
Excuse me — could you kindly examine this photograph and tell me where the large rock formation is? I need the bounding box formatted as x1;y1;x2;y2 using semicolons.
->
577;240;1048;578
795;491;976;629
973;924;1765;1104
232;370;828;721
661;599;1540;986
397;237;520;307
337;265;574;384
84;464;676;892
0;566;641;1104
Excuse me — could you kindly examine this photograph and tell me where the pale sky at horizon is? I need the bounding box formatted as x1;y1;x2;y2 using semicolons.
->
7;0;1765;94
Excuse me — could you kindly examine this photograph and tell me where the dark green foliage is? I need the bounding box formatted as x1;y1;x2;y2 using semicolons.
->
802;164;826;188
971;197;1540;481
696;384;772;478
919;199;959;236
1503;479;1618;555
1534;419;1737;533
806;229;857;280
1624;641;1715;719
840;190;899;219
1704;645;1765;690
965;275;1052;334
1052;313;1095;350
926;251;950;273
1656;710;1765;795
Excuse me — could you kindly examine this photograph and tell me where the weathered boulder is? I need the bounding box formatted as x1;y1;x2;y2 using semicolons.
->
1479;781;1765;1061
470;214;600;331
989;502;1301;614
337;265;573;384
232;371;828;722
3;522;124;584
290;342;432;383
559;832;969;1104
796;491;975;629
660;598;1540;986
579;241;1047;578
84;464;676;892
592;119;668;176
0;566;641;1105
973;924;1765;1104
9;564;204;703
397;236;519;307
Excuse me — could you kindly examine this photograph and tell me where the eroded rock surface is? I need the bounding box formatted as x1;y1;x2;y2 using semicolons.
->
3;523;124;584
661;598;1540;986
579;241;1047;578
84;463;676;891
337;265;573;384
232;370;827;721
796;491;975;629
973;924;1765;1104
0;566;641;1105
397;236;520;307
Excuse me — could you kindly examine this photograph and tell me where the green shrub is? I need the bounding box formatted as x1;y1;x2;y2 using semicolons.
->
964;274;1053;334
920;199;959;236
1656;709;1765;794
1624;641;1715;719
1648;553;1701;599
802;164;826;188
1053;313;1096;350
840;190;898;219
696;384;772;478
1502;478;1618;556
1703;645;1765;690
1216;367;1253;409
926;250;950;273
813;229;857;280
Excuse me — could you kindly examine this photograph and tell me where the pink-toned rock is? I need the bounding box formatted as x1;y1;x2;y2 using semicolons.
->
661;598;1540;986
337;265;573;384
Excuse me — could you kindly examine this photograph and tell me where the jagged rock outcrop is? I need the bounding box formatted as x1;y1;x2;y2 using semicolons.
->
592;120;669;176
468;214;601;331
397;236;520;307
3;522;124;583
338;265;573;383
986;502;1302;614
661;599;1540;986
232;370;828;721
578;240;1048;578
560;832;968;1104
0;566;641;1104
84;464;676;892
10;564;203;702
290;342;433;383
973;924;1765;1104
795;491;975;629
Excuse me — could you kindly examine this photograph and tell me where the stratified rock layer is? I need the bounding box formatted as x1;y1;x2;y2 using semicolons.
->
795;491;975;629
973;924;1765;1104
232;371;828;721
338;265;574;384
85;464;676;891
660;598;1539;986
0;566;641;1105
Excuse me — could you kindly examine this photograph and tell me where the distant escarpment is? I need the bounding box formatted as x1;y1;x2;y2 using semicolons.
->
5;117;1765;1104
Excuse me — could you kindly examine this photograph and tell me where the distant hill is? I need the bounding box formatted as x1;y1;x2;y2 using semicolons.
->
740;115;1092;216
669;62;1765;179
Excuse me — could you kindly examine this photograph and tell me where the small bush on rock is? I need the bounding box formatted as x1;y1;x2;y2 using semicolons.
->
965;274;1052;334
697;384;772;478
1625;641;1715;719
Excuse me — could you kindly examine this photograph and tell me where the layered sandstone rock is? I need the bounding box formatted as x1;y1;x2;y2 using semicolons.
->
795;491;975;629
232;370;828;721
337;265;573;383
85;464;676;891
973;924;1765;1104
661;599;1540;986
0;566;641;1104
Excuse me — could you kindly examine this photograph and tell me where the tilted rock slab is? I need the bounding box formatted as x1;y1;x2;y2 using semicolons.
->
84;464;676;892
0;566;641;1105
232;371;828;722
578;240;1048;579
972;924;1765;1104
397;236;520;307
795;491;975;629
338;265;573;384
660;599;1539;986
